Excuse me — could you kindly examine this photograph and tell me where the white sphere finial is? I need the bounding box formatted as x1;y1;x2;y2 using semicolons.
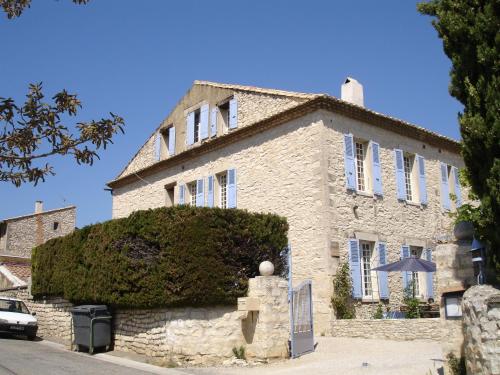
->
259;261;274;276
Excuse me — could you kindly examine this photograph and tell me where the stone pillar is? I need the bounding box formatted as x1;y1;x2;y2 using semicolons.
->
242;276;290;359
462;285;500;375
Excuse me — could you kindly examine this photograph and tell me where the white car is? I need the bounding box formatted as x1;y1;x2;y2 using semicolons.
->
0;296;38;340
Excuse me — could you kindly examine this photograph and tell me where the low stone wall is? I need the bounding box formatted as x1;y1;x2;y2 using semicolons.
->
463;285;500;375
0;276;289;364
330;318;442;341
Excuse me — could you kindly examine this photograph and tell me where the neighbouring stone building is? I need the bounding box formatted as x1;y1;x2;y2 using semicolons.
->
107;79;465;333
0;201;76;289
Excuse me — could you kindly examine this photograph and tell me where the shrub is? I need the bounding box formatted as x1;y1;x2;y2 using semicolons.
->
446;352;466;375
403;280;421;319
331;262;355;319
232;346;246;360
373;303;384;319
32;206;288;308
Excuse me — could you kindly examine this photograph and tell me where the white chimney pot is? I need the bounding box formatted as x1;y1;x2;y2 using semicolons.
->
35;201;43;214
341;77;364;107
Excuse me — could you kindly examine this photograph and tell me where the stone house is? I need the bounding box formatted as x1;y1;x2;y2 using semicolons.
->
107;79;464;333
0;201;76;289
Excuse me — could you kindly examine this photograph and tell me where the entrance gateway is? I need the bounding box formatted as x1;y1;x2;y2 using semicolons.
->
287;246;314;358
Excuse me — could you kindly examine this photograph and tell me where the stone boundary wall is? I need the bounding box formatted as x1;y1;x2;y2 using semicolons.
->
463;285;500;375
0;276;289;364
330;318;442;341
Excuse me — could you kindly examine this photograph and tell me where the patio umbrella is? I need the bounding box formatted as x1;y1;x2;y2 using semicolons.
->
372;257;436;273
373;256;436;299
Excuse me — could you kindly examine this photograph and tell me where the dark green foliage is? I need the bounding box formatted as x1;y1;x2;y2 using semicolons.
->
418;0;500;280
331;262;356;319
373;303;384;319
232;346;246;360
32;206;288;308
403;280;421;319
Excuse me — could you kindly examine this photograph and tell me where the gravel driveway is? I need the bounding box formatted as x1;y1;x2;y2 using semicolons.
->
191;337;444;375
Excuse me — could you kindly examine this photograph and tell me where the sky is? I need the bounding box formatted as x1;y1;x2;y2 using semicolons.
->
0;0;462;228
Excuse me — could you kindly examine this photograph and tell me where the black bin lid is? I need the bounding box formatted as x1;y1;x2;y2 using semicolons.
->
71;305;109;314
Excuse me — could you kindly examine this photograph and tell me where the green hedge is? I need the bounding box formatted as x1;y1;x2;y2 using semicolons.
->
32;206;288;308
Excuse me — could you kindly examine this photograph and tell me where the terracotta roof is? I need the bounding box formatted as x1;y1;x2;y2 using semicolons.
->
2;262;31;281
108;94;461;189
194;80;319;99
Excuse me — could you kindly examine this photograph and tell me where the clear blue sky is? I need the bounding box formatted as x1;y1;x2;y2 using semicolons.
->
0;0;462;228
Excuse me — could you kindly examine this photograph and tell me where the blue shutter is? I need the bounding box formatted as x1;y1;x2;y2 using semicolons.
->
348;239;362;298
168;127;176;156
196;179;204;207
401;245;410;291
200;104;209;140
452;167;462;207
181;185;186;204
227;168;237;208
425;248;434;299
186;112;195;146
343;134;356;190
440;162;451;210
394;149;406;200
377;242;389;299
154;132;161;161
210;107;217;138
207;175;214;207
229;98;238;129
371;141;383;196
417;155;427;205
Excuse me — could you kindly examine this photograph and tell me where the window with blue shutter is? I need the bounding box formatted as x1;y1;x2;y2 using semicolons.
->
227;168;237;208
425;248;434;299
229;98;238;129
179;185;185;205
200;104;209;140
440;162;451;210
186;111;195;146
196;179;204;207
154;132;161;161
452;166;462;207
401;245;410;291
168;127;176;156
207;175;214;207
210;107;217;137
348;239;362;298
377;242;389;299
416;155;427;205
344;134;356;190
394;149;406;200
371;141;383;196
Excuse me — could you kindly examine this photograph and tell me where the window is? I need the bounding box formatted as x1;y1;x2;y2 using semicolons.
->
355;142;367;191
361;242;373;297
160;126;175;158
0;223;7;250
403;155;414;201
53;222;59;231
219;173;228;208
189;182;197;206
193;109;200;143
218;100;230;133
165;184;175;207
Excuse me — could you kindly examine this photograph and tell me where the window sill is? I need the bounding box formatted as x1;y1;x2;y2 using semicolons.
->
361;297;380;303
403;200;423;208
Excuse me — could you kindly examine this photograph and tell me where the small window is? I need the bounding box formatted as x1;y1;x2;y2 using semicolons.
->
160;126;173;158
402;153;420;203
188;182;197;206
219;173;228;208
354;141;370;192
359;241;379;299
165;184;175;207
193;109;200;143
218;100;231;133
53;222;59;231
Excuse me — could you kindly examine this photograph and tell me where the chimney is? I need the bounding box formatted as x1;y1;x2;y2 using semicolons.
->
341;77;364;107
35;201;43;214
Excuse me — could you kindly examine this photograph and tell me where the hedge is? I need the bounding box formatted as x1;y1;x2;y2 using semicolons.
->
32;206;288;308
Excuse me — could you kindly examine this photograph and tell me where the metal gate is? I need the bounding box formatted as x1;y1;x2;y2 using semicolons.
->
289;279;314;358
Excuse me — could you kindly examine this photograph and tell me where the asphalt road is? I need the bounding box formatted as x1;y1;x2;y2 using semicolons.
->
0;335;160;375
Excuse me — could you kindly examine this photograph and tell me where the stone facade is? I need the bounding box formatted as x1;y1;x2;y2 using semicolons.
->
0;204;76;259
330;318;442;341
109;81;465;333
463;285;500;375
0;276;290;364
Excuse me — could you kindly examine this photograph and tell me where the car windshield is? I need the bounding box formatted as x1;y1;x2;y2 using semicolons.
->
0;299;30;314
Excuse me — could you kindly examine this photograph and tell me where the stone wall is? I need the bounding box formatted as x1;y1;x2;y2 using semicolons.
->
462;285;500;375
330;318;443;341
0;276;290;364
1;206;76;258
